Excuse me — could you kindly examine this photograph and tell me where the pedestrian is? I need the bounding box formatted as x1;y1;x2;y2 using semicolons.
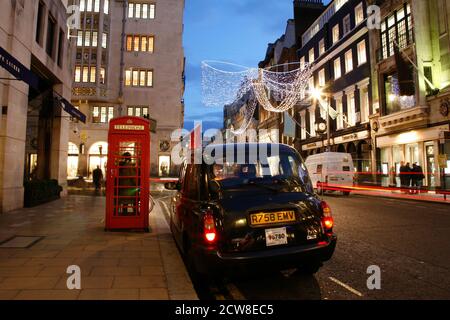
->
92;165;103;191
399;161;407;190
405;162;413;193
411;163;425;194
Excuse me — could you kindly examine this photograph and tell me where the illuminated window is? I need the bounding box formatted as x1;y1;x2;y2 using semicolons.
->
75;66;81;82
126;35;154;52
125;69;153;87
319;39;325;56
80;0;85;11
332;24;340;44
128;3;134;18
92;106;114;123
318;69;325;87
141;36;147;51
359;85;370;123
100;67;105;84
135;4;141;18
128;3;155;19
77;31;83;46
345;49;353;73
127;106;149;117
92;31;98;47
104;0;109;14
335;97;344;130
134;36;140;51
90;67;96;83
132;70;139;86
85;31;91;47
147;70;153;87
334;58;341;79
355;3;364;25
149;4;155;19
140;70;146;86
357;40;367;65
379;3;413;60
94;0;100;12
142;4;148;19
308;48;314;63
148;36;154;52
102;33;107;48
343;15;351;35
82;66;89;82
346;91;356;126
86;0;92;12
126;36;133;51
125;70;132;86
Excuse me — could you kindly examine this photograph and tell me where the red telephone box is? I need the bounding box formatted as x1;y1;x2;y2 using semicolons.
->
105;116;150;231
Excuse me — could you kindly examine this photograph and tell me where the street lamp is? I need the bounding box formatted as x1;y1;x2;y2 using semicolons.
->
99;145;103;172
310;86;331;152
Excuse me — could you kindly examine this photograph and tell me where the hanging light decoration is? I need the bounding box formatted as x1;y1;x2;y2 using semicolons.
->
201;60;314;135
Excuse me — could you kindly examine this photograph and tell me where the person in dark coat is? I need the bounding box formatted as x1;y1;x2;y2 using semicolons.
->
411;163;425;194
92;165;103;190
399;161;408;190
405;162;412;192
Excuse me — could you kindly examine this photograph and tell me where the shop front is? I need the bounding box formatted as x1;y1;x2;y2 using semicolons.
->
300;130;372;182
376;124;449;189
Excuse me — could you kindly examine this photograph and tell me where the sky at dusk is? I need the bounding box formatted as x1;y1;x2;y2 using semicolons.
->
182;0;332;132
182;0;297;131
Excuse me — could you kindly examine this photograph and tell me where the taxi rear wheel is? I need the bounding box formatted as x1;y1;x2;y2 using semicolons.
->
297;262;322;275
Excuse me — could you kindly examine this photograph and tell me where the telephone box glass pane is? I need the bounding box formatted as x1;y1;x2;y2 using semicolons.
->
113;141;142;217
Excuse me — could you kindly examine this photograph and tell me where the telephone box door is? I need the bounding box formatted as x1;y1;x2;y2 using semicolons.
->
105;126;150;231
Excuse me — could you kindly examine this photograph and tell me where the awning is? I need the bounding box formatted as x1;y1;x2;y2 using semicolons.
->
0;46;40;90
53;92;86;123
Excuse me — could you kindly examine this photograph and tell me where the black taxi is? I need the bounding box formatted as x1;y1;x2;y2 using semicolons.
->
165;143;336;277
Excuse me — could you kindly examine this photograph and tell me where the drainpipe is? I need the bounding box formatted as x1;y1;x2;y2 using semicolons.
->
118;0;127;115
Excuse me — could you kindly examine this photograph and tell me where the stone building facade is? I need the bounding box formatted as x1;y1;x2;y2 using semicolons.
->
368;0;450;189
0;0;75;212
68;0;184;179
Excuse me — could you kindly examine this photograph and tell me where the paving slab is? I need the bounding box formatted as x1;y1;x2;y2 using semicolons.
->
0;195;197;300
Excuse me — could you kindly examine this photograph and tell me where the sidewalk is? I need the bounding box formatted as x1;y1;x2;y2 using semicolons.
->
343;185;450;204
0;195;198;300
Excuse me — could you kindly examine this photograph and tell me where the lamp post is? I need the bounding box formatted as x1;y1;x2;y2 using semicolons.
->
99;145;103;172
311;87;331;152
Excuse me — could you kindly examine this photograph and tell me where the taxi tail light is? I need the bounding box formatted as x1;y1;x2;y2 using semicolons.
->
320;201;334;231
203;211;217;243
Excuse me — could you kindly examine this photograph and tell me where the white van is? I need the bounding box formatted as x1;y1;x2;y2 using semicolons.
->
305;152;355;195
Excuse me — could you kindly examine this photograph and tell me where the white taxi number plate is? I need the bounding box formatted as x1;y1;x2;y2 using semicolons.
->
265;227;288;246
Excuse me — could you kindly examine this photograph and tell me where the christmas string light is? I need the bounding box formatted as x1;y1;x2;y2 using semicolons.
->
201;60;314;134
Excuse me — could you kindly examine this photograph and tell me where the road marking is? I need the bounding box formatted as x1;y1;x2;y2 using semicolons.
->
328;277;363;297
157;195;173;200
225;283;246;300
157;200;171;229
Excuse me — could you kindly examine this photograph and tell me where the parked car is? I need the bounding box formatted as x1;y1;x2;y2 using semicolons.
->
305;152;355;196
165;143;337;278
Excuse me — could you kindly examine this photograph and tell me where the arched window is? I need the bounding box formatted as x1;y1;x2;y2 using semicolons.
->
89;141;108;155
68;142;79;155
67;142;79;178
88;141;108;178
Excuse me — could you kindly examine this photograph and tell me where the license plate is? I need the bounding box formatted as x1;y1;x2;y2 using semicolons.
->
265;227;288;246
250;211;296;226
